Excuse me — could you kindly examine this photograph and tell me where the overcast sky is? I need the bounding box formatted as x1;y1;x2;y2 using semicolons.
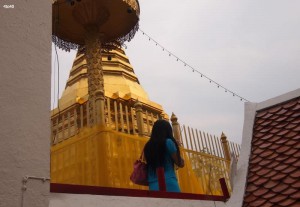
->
51;0;300;144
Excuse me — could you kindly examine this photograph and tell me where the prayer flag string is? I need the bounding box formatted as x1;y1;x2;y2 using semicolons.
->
139;29;250;102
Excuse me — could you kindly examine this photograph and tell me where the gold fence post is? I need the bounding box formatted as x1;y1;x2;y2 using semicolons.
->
95;89;105;127
134;100;144;136
221;132;231;161
170;112;183;146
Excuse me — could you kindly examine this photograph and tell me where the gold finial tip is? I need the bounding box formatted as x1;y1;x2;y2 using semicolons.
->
220;132;227;140
76;96;85;104
170;112;178;122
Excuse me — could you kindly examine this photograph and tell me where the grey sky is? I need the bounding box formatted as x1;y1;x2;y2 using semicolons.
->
51;0;300;144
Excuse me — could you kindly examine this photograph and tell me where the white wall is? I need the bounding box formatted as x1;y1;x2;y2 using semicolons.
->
50;193;228;207
0;1;51;207
224;102;257;207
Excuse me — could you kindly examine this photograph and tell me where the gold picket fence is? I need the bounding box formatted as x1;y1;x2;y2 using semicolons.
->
50;97;241;195
51;127;231;195
180;125;241;160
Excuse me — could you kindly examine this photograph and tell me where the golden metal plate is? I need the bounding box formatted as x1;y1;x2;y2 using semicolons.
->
52;0;140;46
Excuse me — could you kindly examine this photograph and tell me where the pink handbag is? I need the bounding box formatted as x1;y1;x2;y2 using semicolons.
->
130;151;148;186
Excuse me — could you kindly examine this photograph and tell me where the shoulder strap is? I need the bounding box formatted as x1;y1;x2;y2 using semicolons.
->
139;146;146;162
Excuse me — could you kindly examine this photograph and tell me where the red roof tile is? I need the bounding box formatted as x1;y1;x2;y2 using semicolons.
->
273;163;288;171
290;170;300;178
268;105;282;113
276;115;290;122
282;166;297;174
274;137;287;144
281;187;297;195
269;114;280;120
277;145;290;153
285;131;299;138
280;199;297;206
282;176;297;184
263;180;278;189
285;123;297;129
243;195;257;203
247;174;260;183
285;139;298;146
252;147;264;154
260;133;274;140
283;148;298;156
268;135;281;142
253;177;268;186
268;143;281;150
272;183;289;193
256;110;268;118
291;180;300;188
293;159;300;167
267;160;281;169
283;100;298;109
291;118;300;124
245;183;259;192
291;111;300;118
294;125;300;131
277;108;288;115
249;165;262;172
251;198;267;206
249;156;263;164
259;150;274;157
258;142;272;148
290;191;300;199
269;194;286;203
257;159;272;166
275;154;289;162
261;191;276;199
270;173;287;181
267;152;279;159
255;168;272;176
275;122;289;129
242;97;300;207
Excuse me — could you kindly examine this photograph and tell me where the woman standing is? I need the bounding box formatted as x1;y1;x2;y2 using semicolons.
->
144;119;185;192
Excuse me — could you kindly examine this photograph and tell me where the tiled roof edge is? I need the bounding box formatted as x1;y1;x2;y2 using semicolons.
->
224;88;300;207
256;88;300;112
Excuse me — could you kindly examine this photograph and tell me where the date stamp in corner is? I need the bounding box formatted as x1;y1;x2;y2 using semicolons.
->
3;4;15;9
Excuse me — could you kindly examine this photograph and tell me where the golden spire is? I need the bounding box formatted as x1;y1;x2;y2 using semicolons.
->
58;47;161;110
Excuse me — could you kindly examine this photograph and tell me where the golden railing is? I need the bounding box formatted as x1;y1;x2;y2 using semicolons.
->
180;125;241;160
51;127;231;195
50;97;240;195
180;149;231;194
51;97;164;144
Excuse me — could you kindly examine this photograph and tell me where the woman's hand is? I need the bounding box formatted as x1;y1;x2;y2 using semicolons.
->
178;158;184;168
171;153;185;168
